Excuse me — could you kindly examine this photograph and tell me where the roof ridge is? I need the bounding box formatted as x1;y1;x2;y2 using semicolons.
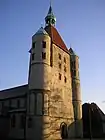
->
45;25;69;53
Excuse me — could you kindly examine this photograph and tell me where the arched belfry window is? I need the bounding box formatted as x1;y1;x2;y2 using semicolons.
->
42;41;46;48
60;122;68;139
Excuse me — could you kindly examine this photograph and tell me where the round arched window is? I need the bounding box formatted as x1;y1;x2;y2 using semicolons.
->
60;122;68;139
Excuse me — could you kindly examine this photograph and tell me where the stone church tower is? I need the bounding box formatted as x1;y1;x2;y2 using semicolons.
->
26;5;83;140
70;48;83;138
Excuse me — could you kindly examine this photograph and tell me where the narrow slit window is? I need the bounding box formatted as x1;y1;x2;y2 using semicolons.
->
59;53;61;60
42;52;46;59
64;76;67;83
64;57;66;63
64;66;66;72
32;42;35;49
42;41;46;48
59;73;61;80
59;63;61;69
32;53;34;60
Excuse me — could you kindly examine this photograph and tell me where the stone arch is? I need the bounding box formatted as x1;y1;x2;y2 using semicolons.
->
60;122;68;139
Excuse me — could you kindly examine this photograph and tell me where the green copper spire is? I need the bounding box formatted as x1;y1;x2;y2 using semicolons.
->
45;4;56;26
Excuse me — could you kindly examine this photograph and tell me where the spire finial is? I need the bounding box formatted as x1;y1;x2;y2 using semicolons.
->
50;0;52;7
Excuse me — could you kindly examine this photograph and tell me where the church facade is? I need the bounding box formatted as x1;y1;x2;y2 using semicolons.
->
0;5;83;140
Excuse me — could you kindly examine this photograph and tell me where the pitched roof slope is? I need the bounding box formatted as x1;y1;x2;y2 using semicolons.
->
0;84;28;99
91;103;105;121
45;25;69;53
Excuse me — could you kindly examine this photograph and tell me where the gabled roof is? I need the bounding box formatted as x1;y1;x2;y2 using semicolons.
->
45;25;69;53
82;103;105;138
82;102;105;121
0;84;28;99
91;103;105;121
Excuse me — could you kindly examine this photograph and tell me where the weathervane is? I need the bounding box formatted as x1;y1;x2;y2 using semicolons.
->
50;0;52;6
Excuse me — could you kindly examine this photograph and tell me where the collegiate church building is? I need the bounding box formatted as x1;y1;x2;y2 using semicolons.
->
0;5;83;140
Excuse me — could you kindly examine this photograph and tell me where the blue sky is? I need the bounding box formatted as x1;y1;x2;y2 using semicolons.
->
0;0;105;112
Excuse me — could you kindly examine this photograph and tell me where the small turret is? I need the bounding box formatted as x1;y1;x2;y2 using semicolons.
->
28;26;51;90
45;5;56;26
69;47;83;138
27;26;51;140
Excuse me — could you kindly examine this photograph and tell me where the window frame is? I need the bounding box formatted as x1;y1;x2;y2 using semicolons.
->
32;53;34;60
42;41;46;48
32;42;36;49
64;66;66;72
59;63;61;69
59;53;61;60
64;76;67;83
42;52;46;59
64;57;66;63
59;73;61;80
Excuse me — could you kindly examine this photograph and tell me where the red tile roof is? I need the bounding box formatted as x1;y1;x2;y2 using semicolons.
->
45;25;69;53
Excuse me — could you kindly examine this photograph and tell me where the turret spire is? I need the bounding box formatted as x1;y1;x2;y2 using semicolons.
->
45;2;56;26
